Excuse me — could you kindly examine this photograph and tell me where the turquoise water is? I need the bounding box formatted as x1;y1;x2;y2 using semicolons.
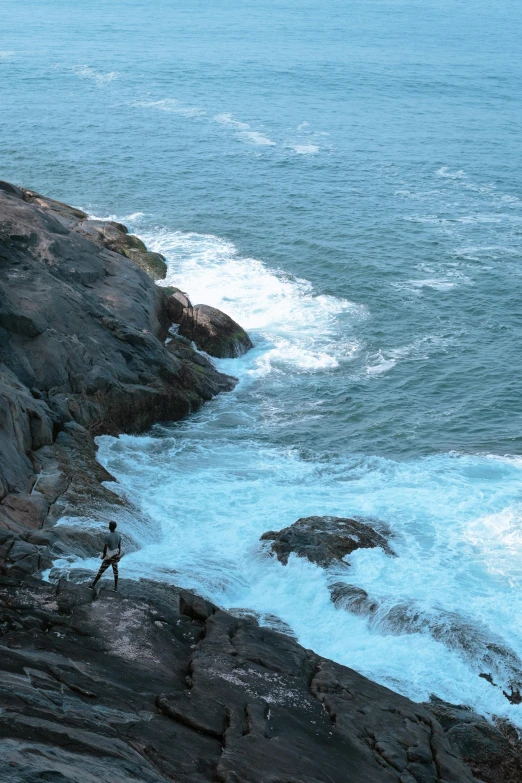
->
4;0;522;723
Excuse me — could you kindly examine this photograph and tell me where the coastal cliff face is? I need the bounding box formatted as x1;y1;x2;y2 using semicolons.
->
0;182;518;782
0;181;236;575
0;181;235;493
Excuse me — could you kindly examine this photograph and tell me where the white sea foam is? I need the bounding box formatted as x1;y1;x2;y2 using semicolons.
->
137;227;362;374
238;131;276;146
70;65;118;85
291;144;319;154
404;278;457;291
365;351;396;376
363;335;451;377
0;51;14;60
213;112;251;130
213;113;275;146
86;211;145;224
133;99;206;118
436;167;467;179
66;436;522;728
454;245;519;261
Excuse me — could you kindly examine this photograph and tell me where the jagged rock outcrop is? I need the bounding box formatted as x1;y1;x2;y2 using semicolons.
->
179;303;254;358
261;515;395;567
0;576;474;783
0;181;236;574
74;218;168;280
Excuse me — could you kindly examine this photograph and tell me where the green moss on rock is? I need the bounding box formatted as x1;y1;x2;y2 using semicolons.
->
124;249;167;280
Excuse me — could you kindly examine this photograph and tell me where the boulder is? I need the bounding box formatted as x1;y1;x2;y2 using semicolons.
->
261;515;394;567
75;218;168;280
166;288;192;323
178;304;253;358
74;218;133;250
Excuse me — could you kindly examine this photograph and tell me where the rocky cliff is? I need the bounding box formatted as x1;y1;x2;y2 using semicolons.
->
0;180;237;576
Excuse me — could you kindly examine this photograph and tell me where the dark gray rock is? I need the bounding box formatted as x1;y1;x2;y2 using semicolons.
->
261;515;395;567
0;577;475;783
426;698;522;783
166;287;192;323
330;582;379;615
179;303;253;358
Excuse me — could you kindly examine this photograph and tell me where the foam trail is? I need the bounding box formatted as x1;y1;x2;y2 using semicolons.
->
239;131;275;146
70;65;118;85
291;144;319;154
213;113;275;146
133;99;206;118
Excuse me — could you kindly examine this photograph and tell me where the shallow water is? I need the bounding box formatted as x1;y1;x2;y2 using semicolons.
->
3;0;522;724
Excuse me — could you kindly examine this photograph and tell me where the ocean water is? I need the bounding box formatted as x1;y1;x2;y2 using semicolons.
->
3;0;522;725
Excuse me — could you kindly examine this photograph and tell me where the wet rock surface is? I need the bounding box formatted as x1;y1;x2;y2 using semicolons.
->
178;303;254;358
329;581;379;615
261;515;395;567
0;576;475;783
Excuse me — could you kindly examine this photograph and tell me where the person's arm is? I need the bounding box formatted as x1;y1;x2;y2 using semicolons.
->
101;543;108;560
118;536;122;558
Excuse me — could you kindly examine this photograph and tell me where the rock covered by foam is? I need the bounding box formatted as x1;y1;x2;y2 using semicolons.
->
261;515;395;567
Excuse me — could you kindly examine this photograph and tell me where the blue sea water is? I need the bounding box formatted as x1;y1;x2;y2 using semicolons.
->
3;0;522;724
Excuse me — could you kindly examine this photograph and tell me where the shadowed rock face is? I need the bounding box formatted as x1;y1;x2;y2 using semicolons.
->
261;515;395;567
0;577;474;783
179;303;254;358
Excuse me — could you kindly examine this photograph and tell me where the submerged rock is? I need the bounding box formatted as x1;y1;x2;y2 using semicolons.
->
178;303;253;358
329;582;379;615
261;515;395;567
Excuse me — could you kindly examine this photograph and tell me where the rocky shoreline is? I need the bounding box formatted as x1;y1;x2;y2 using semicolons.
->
0;181;521;782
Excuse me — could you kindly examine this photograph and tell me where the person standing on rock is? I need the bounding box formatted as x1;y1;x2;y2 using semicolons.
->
90;521;121;592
